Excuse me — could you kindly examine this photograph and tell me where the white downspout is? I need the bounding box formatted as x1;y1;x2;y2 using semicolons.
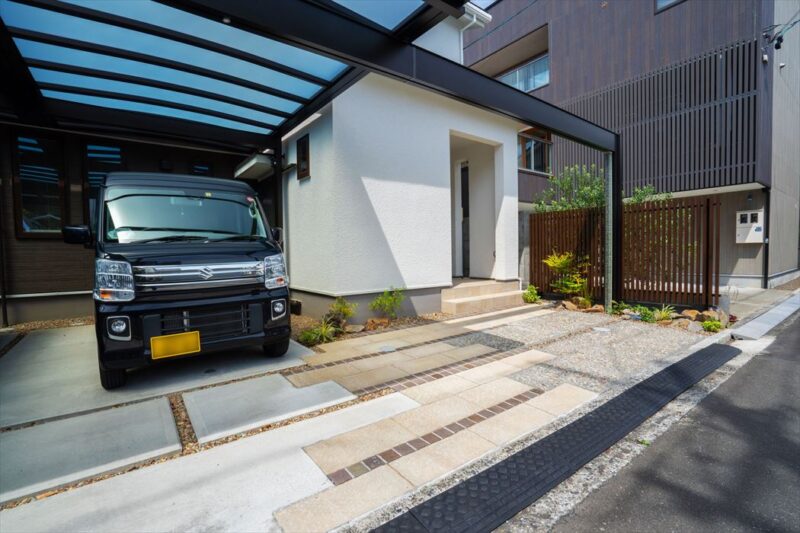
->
459;13;478;65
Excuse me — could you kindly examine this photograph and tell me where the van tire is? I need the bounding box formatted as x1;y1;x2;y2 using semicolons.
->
99;364;127;390
263;339;290;358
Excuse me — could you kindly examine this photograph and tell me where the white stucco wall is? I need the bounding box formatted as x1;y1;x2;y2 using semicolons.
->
283;74;521;296
413;17;463;63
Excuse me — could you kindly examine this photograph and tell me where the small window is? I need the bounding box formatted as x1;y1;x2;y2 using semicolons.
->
655;0;685;12
750;212;759;224
85;143;124;233
191;162;212;176
517;129;552;175
498;54;549;93
739;213;748;224
297;134;310;179
14;134;64;238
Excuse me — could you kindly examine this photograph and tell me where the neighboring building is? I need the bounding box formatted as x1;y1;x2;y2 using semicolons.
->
465;0;800;288
0;1;617;323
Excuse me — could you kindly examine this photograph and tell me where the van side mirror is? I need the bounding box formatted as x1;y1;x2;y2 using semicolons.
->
63;225;91;245
271;227;283;244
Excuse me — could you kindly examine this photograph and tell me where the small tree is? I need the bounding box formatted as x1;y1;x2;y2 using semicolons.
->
543;251;588;298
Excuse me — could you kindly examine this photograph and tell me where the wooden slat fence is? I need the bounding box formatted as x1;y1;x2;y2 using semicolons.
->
530;197;721;307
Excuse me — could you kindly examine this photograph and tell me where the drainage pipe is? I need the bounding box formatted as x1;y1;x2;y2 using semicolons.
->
458;13;478;65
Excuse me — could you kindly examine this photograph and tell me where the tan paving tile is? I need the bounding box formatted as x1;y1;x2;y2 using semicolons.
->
390;429;495;486
393;353;453;375
528;383;598;416
336;365;409;392
469;403;554;446
304;418;417;474
286;363;361;388
304;347;369;366
402;342;458;358
456;361;518;384
350;351;411;371
401;375;475;404
440;344;494;363
275;465;413;533
502;348;556;369
360;339;412;353
461;308;553;331
392;396;479;436
456;378;531;408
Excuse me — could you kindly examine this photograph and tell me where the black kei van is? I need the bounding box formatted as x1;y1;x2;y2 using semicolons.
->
63;173;290;390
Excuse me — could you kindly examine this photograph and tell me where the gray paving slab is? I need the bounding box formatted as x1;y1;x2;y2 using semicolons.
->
0;398;180;504
0;325;310;427
0;329;18;352
0;393;419;533
183;374;356;443
731;292;800;340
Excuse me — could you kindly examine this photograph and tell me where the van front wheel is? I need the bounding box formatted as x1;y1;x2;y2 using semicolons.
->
263;339;290;358
99;362;127;390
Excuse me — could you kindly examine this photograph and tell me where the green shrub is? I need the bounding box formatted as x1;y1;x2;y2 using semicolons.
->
323;297;358;329
611;300;630;315
522;285;541;304
653;304;676;322
369;287;405;319
543;251;589;297
702;320;722;333
297;319;339;346
574;296;592;309
632;304;655;323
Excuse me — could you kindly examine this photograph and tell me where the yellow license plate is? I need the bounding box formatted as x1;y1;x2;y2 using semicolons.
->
150;331;201;360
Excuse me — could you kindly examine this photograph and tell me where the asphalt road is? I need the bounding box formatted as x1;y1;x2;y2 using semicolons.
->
552;310;800;533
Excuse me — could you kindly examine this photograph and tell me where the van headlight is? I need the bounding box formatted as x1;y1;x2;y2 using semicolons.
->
94;259;135;302
264;254;288;289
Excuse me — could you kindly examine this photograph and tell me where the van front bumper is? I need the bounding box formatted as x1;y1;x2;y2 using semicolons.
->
94;289;290;369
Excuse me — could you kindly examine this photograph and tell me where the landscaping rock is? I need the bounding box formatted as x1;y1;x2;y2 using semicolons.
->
364;318;389;331
561;300;579;311
669;312;683;320
700;309;720;322
681;309;702;321
583;304;605;313
674;318;703;333
716;308;730;327
344;324;365;334
657;320;672;326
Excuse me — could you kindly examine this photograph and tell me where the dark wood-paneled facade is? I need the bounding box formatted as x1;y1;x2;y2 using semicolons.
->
0;123;246;297
467;0;774;196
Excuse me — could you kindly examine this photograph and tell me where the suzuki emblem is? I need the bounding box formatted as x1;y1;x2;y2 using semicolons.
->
199;267;214;280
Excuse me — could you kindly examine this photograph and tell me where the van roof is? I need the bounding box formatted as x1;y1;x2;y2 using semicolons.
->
104;172;254;193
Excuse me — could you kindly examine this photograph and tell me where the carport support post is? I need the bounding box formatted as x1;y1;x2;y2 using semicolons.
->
604;151;613;313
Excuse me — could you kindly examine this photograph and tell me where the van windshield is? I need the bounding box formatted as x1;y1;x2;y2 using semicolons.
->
103;186;269;244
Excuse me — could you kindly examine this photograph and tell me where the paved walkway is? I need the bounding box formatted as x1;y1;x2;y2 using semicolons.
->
551;310;800;533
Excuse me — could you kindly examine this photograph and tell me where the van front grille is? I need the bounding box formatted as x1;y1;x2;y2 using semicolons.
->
160;305;250;342
133;262;264;292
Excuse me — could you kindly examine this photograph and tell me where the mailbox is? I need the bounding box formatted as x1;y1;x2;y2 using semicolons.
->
735;209;764;244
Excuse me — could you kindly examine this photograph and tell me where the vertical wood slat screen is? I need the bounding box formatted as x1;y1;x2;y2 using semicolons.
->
529;197;721;307
549;39;758;196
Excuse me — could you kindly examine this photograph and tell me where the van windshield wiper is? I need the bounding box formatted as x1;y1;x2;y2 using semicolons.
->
131;235;210;244
211;235;264;242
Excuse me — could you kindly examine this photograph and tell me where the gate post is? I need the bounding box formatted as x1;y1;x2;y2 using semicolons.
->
604;151;614;313
703;197;712;308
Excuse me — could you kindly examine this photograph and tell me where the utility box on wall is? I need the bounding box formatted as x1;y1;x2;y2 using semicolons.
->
735;209;764;244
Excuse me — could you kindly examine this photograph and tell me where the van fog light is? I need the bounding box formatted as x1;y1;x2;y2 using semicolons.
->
107;316;131;341
271;299;287;319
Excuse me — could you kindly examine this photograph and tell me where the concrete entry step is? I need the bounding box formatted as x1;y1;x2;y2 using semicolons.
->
441;279;520;300
442;290;525;315
183;374;355;444
0;398;180;504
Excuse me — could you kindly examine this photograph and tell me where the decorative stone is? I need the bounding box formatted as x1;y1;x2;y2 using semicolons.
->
345;324;365;334
583;304;605;313
365;318;389;331
716;309;729;327
561;300;579;311
657;320;672;326
681;309;701;321
700;309;720;322
675;319;703;333
669;312;683;320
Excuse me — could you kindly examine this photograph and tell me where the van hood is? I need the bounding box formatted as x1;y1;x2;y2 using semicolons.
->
98;240;282;266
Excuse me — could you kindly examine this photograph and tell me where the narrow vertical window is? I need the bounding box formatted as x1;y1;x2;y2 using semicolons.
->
191;162;212;176
85;143;124;233
297;134;310;179
14;134;64;237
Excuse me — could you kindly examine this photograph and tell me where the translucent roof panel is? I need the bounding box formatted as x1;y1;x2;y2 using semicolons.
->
30;68;285;127
14;40;303;114
61;0;348;82
2;2;325;99
331;0;425;29
42;90;273;134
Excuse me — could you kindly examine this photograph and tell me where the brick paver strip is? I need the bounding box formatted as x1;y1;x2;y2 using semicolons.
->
375;342;742;532
324;388;541;486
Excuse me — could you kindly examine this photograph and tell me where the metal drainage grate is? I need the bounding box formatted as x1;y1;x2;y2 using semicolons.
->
374;342;741;533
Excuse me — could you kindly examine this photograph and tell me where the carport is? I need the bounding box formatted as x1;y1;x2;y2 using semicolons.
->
0;0;623;509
